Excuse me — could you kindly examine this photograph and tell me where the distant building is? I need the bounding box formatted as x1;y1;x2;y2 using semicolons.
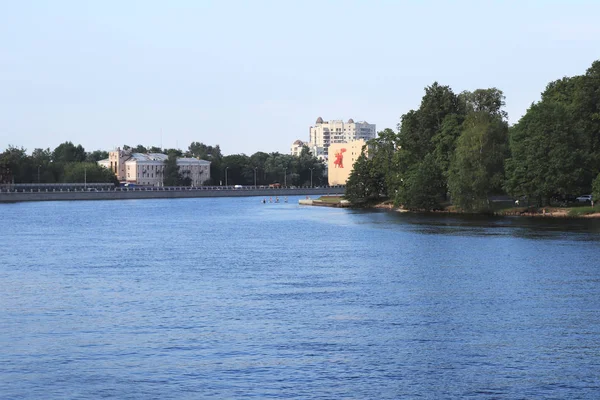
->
98;148;130;182
98;148;210;186
327;139;367;186
290;117;376;161
290;140;306;157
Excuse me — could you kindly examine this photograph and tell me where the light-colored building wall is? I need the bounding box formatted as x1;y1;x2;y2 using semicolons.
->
290;140;306;157
327;139;367;186
105;148;132;181
99;151;211;186
177;158;211;186
307;117;375;160
125;154;166;186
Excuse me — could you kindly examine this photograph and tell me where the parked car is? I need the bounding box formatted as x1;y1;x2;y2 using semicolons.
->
576;194;592;203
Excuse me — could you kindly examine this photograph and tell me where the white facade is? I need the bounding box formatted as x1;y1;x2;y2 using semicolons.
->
291;117;376;161
290;140;306;157
98;149;211;186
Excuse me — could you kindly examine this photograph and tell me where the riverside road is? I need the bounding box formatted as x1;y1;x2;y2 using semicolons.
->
0;186;345;203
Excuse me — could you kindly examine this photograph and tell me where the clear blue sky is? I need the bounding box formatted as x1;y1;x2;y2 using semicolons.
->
1;0;599;156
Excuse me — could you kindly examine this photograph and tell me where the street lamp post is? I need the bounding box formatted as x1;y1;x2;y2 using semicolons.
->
84;167;87;190
284;167;287;187
309;168;314;188
254;167;257;188
37;165;41;183
225;167;229;187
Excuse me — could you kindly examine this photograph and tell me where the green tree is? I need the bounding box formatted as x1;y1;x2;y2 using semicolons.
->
394;82;464;208
294;147;325;186
367;128;399;197
52;142;86;163
592;173;600;203
132;145;147;153
345;152;385;204
222;154;251;185
396;154;446;210
62;163;118;184
86;150;109;162
163;152;183;186
448;89;509;211
506;61;600;205
505;98;588;206
448;113;508;211
0;146;32;183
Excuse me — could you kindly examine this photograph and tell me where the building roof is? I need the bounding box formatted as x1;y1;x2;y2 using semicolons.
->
316;116;324;124
124;153;210;165
177;158;211;165
293;139;304;146
348;118;354;123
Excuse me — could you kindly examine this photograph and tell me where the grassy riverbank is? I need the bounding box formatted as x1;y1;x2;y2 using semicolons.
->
310;195;600;218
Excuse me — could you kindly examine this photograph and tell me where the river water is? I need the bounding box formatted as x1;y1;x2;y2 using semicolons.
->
1;197;600;399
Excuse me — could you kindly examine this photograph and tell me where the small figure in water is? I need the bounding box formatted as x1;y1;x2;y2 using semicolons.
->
262;198;266;204
269;197;273;203
275;196;280;203
284;196;288;203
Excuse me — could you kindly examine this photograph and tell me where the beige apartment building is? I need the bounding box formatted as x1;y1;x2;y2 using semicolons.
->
98;148;210;186
327;139;367;186
290;140;306;157
290;117;376;161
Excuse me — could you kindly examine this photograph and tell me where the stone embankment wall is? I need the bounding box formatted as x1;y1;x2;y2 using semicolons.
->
0;187;345;203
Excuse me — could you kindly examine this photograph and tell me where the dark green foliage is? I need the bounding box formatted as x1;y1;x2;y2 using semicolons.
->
345;130;398;204
396;154;446;210
345;153;385;203
86;150;109;162
52;141;86;163
394;83;464;209
0;146;32;183
592;173;600;202
504;65;599;206
163;152;185;186
62;163;118;184
448;111;509;212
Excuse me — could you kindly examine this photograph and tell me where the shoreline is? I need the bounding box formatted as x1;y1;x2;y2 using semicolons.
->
303;197;600;219
0;187;345;203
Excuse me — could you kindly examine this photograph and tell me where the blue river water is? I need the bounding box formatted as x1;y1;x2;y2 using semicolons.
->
1;197;600;399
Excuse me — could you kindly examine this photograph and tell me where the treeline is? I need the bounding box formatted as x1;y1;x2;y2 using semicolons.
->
149;142;325;187
0;142;117;185
347;60;600;209
0;140;326;187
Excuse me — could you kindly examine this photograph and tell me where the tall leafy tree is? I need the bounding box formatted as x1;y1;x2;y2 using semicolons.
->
86;150;109;162
448;89;509;211
505;100;587;205
62;162;118;184
505;61;600;205
0;146;32;183
163;152;185;186
394;83;464;209
345;152;385;204
52;142;86;163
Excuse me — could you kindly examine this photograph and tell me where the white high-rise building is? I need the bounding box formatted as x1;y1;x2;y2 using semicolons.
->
290;117;376;160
